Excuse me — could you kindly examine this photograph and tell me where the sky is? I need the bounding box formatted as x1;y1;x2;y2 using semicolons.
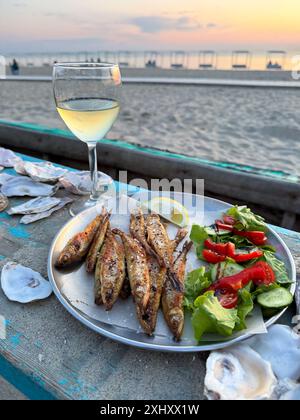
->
1;0;300;53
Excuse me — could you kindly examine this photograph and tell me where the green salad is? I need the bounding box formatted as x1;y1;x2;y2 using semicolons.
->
185;205;294;341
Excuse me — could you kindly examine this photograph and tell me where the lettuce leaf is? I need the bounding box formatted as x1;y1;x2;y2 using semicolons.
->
184;267;212;310
234;289;254;331
190;225;209;260
226;205;267;232
263;251;293;284
192;292;238;341
252;282;280;298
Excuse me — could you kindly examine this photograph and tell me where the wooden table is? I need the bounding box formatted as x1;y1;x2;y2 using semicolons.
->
0;153;299;400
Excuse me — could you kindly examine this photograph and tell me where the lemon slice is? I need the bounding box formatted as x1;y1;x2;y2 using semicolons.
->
142;197;190;227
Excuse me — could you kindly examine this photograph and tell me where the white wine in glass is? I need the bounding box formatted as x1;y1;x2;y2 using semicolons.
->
56;98;120;143
53;63;121;216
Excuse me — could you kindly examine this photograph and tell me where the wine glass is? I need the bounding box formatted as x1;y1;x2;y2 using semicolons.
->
53;62;121;216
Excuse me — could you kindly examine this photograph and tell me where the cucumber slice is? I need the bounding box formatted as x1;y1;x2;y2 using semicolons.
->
211;261;244;282
257;287;293;309
206;226;231;236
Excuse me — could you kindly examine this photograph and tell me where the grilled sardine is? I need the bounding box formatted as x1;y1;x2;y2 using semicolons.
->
136;217;187;335
130;208;161;262
162;241;193;340
113;228;150;310
146;213;181;291
56;215;102;268
94;229;125;310
86;209;110;273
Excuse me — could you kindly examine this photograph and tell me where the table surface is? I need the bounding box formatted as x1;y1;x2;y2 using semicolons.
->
0;152;299;400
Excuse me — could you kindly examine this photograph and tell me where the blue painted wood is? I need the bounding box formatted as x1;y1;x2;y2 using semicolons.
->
0;355;56;400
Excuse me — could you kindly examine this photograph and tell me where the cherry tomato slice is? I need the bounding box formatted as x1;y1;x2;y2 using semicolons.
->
204;239;235;256
202;249;226;264
215;288;238;309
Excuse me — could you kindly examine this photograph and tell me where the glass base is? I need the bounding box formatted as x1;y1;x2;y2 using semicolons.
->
69;197;104;217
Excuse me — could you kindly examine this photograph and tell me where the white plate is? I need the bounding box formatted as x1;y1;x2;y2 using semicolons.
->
48;192;296;352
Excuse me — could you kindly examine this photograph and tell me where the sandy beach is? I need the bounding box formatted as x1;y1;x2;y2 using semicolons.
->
1;72;300;177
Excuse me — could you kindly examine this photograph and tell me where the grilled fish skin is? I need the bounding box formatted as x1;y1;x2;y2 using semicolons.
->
170;228;188;252
56;215;102;268
130;208;161;262
162;241;193;340
137;259;167;335
112;228;150;310
137;223;187;335
146;213;172;268
94;230;126;310
86;209;110;273
146;213;182;291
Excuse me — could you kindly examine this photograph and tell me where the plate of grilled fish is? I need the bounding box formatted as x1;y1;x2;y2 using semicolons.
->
48;192;296;351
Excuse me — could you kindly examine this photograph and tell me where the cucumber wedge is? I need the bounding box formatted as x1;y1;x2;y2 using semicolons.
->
211;261;244;282
257;287;293;309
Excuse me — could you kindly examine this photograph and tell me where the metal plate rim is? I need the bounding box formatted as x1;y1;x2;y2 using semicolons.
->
47;194;296;352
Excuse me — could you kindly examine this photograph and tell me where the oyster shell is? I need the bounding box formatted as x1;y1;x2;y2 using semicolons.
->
247;324;300;381
0;194;9;212
1;176;58;197
1;262;52;303
205;344;277;400
270;378;300;400
15;161;68;183
59;171;112;195
0;173;15;186
0;147;22;168
280;383;300;400
20;197;73;224
7;196;61;215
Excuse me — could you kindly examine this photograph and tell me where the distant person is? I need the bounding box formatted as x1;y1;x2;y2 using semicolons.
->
11;59;19;75
97;58;101;63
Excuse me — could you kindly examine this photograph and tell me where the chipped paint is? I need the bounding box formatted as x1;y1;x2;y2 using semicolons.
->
8;225;30;239
10;333;22;349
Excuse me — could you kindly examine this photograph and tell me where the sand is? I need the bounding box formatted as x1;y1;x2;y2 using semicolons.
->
1;75;300;177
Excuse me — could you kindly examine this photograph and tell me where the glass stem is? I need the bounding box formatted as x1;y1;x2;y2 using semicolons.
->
88;143;100;201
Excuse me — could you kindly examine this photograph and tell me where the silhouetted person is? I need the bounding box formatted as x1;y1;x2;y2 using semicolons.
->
11;59;19;75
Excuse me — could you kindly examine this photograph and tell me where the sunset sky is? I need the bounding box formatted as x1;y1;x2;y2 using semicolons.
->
1;0;300;53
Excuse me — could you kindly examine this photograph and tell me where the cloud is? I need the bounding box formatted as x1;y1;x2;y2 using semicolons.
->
43;12;68;18
12;1;28;7
129;15;218;33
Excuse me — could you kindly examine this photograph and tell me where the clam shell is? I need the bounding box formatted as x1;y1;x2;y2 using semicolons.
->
1;176;58;197
15;161;68;183
0;194;8;212
247;324;300;381
0;148;22;168
59;171;112;195
205;344;277;400
20;197;73;224
7;196;61;215
1;262;52;303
